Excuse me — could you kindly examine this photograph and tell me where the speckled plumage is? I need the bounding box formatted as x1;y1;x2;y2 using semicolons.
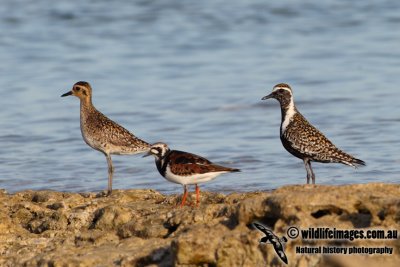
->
80;102;149;155
281;112;361;165
62;81;150;195
262;83;365;184
145;142;240;206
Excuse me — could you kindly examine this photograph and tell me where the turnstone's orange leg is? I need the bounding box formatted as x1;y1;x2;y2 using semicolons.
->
180;185;188;207
195;184;200;206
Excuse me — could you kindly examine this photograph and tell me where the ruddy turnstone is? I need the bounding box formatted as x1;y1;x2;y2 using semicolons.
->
61;81;150;195
144;142;240;207
262;83;365;184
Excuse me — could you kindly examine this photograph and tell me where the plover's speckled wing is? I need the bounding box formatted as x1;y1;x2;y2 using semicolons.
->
282;112;360;165
82;108;150;154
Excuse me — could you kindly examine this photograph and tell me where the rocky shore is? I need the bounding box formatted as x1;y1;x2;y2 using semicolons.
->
0;183;399;267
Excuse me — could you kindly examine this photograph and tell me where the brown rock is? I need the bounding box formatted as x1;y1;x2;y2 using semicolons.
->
0;183;398;267
90;205;133;230
173;224;225;265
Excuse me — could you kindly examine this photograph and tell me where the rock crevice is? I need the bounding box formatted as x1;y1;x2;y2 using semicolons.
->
0;184;399;267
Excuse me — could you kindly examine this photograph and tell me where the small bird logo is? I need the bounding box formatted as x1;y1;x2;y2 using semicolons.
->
253;222;288;264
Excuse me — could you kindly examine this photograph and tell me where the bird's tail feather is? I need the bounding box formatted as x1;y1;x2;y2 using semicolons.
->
339;156;366;168
352;158;366;168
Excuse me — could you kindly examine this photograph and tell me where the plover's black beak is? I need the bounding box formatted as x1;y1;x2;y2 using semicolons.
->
142;151;152;158
261;93;274;100
61;91;73;97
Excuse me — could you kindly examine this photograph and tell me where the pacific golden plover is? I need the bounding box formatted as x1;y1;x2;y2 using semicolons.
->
61;81;150;195
262;83;365;184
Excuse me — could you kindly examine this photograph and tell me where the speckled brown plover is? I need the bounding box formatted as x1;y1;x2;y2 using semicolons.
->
144;142;240;207
61;81;150;196
262;83;365;184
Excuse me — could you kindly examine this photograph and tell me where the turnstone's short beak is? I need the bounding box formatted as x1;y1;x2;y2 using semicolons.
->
61;91;73;97
261;93;274;100
142;151;152;158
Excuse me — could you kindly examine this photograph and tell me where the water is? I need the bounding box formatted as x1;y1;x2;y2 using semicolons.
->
0;1;399;194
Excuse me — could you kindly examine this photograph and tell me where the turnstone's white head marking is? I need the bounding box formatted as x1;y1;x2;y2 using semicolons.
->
144;142;170;159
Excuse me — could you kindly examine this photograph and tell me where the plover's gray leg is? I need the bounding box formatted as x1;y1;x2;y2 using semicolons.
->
106;154;114;196
303;158;315;184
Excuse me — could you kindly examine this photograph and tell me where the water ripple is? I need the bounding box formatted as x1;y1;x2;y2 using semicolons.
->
0;0;399;193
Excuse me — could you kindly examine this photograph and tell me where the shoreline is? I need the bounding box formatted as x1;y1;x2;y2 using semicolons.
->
0;183;399;266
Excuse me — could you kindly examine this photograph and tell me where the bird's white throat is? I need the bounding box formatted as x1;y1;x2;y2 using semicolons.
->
280;98;296;134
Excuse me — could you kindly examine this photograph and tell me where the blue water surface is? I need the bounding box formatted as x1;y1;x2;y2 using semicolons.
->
0;1;399;193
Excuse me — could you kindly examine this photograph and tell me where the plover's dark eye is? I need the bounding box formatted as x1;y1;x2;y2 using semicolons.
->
278;89;284;93
75;87;80;91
